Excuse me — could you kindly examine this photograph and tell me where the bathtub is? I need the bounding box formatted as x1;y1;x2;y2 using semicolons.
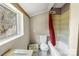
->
48;41;68;56
48;41;61;56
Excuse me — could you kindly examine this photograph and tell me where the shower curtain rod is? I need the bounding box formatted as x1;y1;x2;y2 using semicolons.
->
49;3;56;14
50;3;56;11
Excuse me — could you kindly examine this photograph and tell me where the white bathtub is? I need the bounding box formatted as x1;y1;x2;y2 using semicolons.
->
48;41;61;56
48;41;68;56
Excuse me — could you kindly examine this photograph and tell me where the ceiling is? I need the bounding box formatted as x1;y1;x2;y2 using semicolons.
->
19;3;65;17
54;3;65;8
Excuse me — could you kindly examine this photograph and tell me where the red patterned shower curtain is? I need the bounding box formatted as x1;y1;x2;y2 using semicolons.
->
48;12;56;46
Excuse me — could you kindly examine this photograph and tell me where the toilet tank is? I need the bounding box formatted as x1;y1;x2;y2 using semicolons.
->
39;35;47;44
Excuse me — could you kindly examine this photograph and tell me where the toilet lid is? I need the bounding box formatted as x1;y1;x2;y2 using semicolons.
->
40;43;49;50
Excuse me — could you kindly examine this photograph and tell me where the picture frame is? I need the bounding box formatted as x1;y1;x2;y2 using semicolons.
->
0;3;24;46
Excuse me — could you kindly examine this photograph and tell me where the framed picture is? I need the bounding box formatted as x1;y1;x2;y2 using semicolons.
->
0;3;24;45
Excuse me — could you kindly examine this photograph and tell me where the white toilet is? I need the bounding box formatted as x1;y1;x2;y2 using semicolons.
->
39;35;49;56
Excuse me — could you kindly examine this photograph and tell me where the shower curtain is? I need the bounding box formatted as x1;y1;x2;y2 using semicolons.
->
48;12;56;46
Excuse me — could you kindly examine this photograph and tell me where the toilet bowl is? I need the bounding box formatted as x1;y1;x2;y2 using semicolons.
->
40;43;49;51
39;35;49;56
40;43;49;56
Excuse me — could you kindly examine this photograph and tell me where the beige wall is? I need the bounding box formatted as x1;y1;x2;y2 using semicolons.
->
0;15;30;55
13;15;30;49
30;12;49;44
69;3;79;56
0;40;14;55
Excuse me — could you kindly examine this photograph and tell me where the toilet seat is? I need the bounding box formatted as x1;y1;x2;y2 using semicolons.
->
40;43;49;51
